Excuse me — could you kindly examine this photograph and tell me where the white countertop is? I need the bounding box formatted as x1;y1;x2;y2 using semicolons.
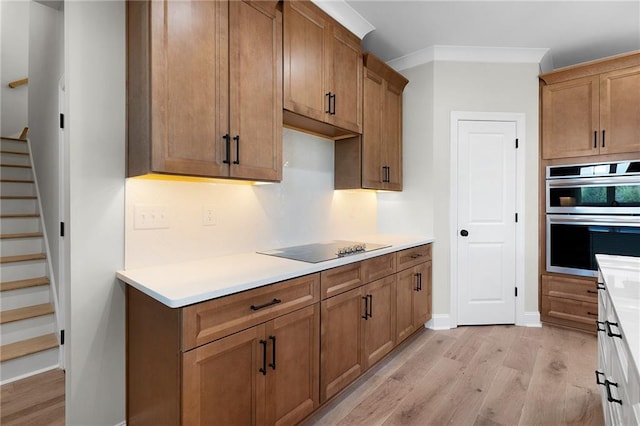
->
117;234;434;308
596;254;640;377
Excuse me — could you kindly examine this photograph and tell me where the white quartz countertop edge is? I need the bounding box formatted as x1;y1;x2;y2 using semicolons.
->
596;254;640;378
117;235;434;308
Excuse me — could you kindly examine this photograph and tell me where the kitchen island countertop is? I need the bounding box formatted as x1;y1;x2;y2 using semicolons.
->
117;234;434;308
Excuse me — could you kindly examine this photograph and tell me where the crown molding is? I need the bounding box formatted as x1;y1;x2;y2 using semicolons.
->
311;0;375;40
388;45;550;71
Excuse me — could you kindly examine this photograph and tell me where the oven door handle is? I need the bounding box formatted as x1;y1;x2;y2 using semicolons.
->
546;214;640;226
547;175;640;188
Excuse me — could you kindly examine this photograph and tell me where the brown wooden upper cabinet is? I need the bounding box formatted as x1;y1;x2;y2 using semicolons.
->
283;0;363;139
540;52;640;160
127;0;282;181
335;53;408;191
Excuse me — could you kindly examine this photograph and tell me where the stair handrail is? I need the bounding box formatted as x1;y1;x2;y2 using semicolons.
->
8;78;29;88
1;127;29;142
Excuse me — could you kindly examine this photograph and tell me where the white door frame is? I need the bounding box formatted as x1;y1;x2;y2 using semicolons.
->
450;111;526;328
58;77;66;368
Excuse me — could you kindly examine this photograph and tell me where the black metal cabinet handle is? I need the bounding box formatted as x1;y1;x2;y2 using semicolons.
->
250;298;281;311
362;296;369;320
367;294;373;317
597;283;605;290
593;130;597;149
418;273;423;291
602;130;606;148
259;340;267;375
223;134;231;164
596;321;606;333
268;335;276;370
330;93;336;115
325;92;332;114
595;370;605;385
605;380;622;405
605;321;622;339
233;135;240;164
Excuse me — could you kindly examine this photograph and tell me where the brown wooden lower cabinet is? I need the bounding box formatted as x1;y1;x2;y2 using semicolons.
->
540;274;598;333
363;275;397;369
396;260;432;343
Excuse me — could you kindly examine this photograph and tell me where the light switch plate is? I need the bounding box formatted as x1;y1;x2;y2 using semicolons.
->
202;205;216;226
134;204;169;230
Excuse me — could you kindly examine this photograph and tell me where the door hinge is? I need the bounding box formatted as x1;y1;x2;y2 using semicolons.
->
60;330;65;345
60;222;65;237
515;287;518;297
515;213;518;223
515;138;519;149
60;113;64;129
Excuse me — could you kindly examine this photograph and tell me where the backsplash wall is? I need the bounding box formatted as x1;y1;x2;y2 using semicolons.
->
125;129;378;269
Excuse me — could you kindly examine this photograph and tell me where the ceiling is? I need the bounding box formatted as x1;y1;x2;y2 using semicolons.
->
343;1;640;70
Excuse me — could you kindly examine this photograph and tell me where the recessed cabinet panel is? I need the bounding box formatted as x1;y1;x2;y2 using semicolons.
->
600;66;640;155
361;68;384;188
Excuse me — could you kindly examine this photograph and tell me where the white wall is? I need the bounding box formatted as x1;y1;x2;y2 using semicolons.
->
126;129;378;269
378;60;540;318
65;1;126;424
0;0;29;137
29;0;64;291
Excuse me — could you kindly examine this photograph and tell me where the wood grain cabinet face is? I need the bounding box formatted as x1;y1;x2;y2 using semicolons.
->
396;260;432;344
283;0;362;136
541;64;640;160
540;274;598;333
362;275;396;369
127;0;282;181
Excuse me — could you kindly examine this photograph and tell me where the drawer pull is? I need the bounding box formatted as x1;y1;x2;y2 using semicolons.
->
587;289;598;294
596;321;606;333
410;253;423;259
605;321;622;339
250;298;282;311
604;380;622;405
595;370;605;385
587;311;598;317
268;335;277;371
259;340;267;376
597;283;605;290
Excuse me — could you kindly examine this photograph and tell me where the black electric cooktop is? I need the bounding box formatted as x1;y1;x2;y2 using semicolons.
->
257;240;390;263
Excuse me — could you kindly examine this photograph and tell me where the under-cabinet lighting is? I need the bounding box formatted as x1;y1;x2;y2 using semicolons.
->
129;173;274;186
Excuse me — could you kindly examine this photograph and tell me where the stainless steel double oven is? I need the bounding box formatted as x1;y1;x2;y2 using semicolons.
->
546;160;640;277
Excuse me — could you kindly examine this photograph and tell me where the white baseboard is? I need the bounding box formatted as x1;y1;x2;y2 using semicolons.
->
521;311;542;327
425;314;452;330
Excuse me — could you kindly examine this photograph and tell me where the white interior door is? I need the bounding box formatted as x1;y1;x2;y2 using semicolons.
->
457;120;517;325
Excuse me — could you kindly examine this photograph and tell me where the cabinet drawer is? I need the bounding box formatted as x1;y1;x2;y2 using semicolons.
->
541;274;598;303
541;294;598;331
182;273;320;350
321;262;363;300
362;253;396;283
396;244;431;271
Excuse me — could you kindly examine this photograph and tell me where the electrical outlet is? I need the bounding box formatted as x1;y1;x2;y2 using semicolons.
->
202;205;216;226
134;204;169;230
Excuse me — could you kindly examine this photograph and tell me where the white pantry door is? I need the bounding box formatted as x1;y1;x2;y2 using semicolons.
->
457;120;517;325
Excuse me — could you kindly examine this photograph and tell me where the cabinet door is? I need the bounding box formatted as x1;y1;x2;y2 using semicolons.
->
265;305;319;425
396;265;417;343
542;76;599;159
328;23;362;133
413;261;432;328
363;275;396;369
600;66;640;155
229;0;282;181
150;0;229;177
320;287;364;402
182;325;266;425
283;0;328;123
382;81;403;190
361;67;385;189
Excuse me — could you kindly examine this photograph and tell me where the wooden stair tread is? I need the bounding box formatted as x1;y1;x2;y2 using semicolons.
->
0;253;46;264
0;179;34;183
0;333;58;362
0;196;37;200
0;303;54;324
0;150;29;155
0;213;40;218
0;137;27;142
0;277;50;292
0;232;43;240
0;163;31;168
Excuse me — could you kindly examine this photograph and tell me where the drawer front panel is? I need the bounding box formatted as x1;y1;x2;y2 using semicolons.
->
396;244;431;271
321;262;363;300
182;273;320;350
541;274;598;303
541;294;598;332
362;253;396;283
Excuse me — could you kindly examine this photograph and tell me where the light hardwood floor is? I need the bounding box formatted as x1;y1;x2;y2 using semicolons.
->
0;368;64;425
0;326;601;426
304;325;603;426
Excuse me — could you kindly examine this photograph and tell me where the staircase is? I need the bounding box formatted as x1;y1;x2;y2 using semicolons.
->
0;129;61;384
